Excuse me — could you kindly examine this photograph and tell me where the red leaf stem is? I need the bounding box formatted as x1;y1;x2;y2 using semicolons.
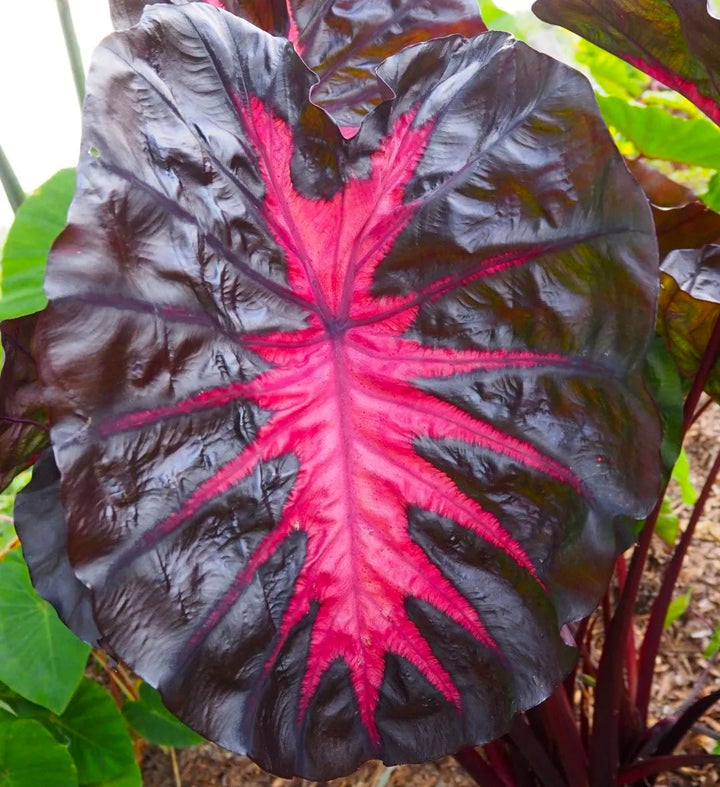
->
481;742;517;787
682;313;720;431
617;754;720;784
690;396;714;428
615;555;638;705
507;717;567;787
589;495;662;785
534;687;588;786
654;688;720;757
454;747;508;787
635;449;720;722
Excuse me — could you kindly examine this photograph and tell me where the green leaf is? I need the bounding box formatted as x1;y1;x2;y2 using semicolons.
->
597;96;720;170
704;625;720;660
478;0;511;25
86;759;142;787
655;497;680;546
671;449;697;506
576;39;647;100
122;683;203;749
0;469;31;552
0;718;78;787
702;173;720;213
664;591;692;630
0;678;140;786
477;0;527;36
643;338;684;481
55;678;139;785
0;550;89;714
0;169;75;322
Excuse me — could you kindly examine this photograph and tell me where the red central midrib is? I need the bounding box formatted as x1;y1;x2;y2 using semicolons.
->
328;334;373;690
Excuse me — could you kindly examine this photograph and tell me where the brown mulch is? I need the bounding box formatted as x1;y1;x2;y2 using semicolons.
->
142;404;720;787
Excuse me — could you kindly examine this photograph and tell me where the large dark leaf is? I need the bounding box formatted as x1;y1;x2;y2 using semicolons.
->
654;201;720;259
109;0;290;35
14;449;100;648
625;159;720;259
532;0;720;124
108;0;486;126
0;315;50;492
27;5;661;778
658;245;720;401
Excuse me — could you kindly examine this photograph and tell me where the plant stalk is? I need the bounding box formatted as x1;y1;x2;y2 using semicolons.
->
635;448;720;722
454;747;508;787
682;313;720;432
615;555;639;704
588;495;662;786
169;747;182;787
617;754;720;783
55;0;85;107
0;145;24;213
535;687;589;786
0;537;20;562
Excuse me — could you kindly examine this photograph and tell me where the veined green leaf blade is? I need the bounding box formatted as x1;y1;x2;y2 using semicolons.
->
56;678;140;786
597;96;720;170
0;718;78;787
0;550;89;713
0;169;75;321
122;683;203;749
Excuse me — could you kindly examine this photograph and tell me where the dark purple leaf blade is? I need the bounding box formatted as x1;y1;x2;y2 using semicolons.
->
532;0;720;124
107;0;486;126
109;0;289;35
14;448;101;647
624;159;720;258
658;245;720;401
32;5;661;778
0;314;50;492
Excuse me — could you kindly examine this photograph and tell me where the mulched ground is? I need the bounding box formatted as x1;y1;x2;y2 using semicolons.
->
142;403;720;787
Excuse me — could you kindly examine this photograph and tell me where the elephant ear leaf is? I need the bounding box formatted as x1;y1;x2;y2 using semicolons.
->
532;0;720;124
0;315;50;493
20;4;661;780
108;0;486;126
109;0;291;34
658;245;720;402
625;160;720;259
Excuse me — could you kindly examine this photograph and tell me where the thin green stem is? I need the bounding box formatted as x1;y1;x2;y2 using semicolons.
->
0;145;25;213
55;0;85;107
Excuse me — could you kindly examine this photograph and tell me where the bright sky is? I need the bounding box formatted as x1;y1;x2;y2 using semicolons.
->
0;0;533;232
0;1;112;232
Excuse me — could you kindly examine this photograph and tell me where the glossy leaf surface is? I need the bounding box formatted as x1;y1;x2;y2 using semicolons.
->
626;160;720;259
31;5;660;778
532;0;720;124
13;450;100;647
658;245;720;401
0;315;49;493
108;0;486;126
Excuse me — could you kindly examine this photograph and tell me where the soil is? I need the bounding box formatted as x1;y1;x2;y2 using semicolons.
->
141;402;720;787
